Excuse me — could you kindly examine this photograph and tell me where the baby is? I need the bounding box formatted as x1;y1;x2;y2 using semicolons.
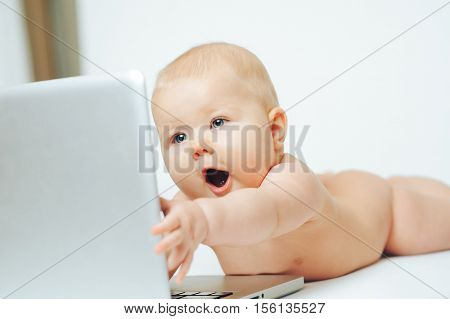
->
150;42;450;283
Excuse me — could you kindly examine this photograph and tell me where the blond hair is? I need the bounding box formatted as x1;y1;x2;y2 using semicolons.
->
152;42;279;110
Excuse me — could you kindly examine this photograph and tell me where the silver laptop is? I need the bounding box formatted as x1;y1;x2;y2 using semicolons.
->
0;71;304;299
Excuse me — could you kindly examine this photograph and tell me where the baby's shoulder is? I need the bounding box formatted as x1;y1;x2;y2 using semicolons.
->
263;153;322;197
268;155;389;197
269;153;311;176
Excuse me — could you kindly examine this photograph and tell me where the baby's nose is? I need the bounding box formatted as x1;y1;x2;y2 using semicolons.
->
193;148;207;160
192;141;214;160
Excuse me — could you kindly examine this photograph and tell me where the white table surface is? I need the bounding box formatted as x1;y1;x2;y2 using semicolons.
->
190;246;450;298
285;250;450;299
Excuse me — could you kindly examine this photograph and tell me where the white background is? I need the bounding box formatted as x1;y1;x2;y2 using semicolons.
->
2;0;449;276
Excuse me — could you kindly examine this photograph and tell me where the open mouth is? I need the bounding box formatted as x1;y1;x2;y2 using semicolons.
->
203;168;231;195
205;169;229;187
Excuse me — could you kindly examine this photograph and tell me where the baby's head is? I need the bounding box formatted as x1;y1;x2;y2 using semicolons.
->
151;42;287;199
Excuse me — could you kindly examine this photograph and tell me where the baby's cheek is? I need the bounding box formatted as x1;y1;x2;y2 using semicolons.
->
240;127;273;172
171;168;204;198
167;147;193;174
223;133;267;188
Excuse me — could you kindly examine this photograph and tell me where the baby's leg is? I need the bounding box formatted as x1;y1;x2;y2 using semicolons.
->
384;176;450;255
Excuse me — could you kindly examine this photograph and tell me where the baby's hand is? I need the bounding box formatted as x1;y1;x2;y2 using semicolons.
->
151;197;208;283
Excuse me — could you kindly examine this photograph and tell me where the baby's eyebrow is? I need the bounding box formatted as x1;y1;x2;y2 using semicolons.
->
162;104;238;135
165;124;192;135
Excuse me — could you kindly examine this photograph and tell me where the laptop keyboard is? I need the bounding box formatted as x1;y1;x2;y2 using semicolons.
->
171;291;233;299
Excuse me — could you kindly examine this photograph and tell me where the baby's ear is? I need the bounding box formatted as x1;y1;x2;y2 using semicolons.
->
268;107;287;151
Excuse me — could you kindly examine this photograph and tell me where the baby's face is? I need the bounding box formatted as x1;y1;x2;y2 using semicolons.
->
152;68;277;199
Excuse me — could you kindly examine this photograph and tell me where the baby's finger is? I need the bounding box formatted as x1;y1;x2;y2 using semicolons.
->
176;252;193;284
167;245;189;271
154;229;183;254
151;213;180;235
159;197;171;215
165;251;179;278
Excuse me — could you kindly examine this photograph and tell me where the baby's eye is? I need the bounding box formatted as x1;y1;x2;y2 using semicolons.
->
211;118;227;129
172;133;187;144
